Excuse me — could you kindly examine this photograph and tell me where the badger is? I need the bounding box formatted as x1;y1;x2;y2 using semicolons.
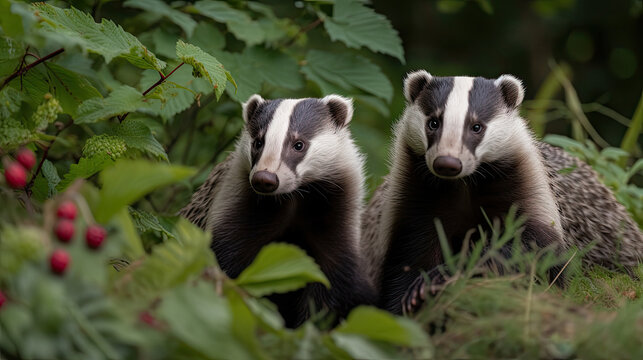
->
180;94;375;327
362;70;643;315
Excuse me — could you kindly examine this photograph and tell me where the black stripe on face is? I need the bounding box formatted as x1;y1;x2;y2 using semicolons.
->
248;99;282;166
416;77;454;151
462;77;503;155
282;99;328;173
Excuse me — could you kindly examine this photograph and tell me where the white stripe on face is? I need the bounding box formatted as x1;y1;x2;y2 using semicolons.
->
437;77;474;156
255;99;298;172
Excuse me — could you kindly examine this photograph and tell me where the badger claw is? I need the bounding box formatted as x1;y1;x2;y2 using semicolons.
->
401;270;447;315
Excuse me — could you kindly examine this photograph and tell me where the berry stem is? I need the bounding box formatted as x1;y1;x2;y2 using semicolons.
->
0;48;65;91
118;62;185;123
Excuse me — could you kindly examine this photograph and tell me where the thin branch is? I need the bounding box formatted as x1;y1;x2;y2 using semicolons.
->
0;48;64;91
25;120;73;197
285;18;323;47
118;62;185;122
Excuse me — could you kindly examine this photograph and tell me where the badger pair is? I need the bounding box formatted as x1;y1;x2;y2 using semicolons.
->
181;71;642;324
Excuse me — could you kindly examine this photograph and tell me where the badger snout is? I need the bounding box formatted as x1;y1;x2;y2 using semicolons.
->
433;156;462;177
251;170;279;193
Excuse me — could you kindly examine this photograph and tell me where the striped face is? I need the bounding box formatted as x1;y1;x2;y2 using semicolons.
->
241;94;354;195
401;70;525;179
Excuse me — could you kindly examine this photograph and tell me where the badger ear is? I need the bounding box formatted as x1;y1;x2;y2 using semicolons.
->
494;75;524;109
242;94;264;123
404;70;432;103
322;95;354;128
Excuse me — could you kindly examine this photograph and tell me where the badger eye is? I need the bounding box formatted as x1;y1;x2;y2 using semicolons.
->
253;139;263;149
293;141;305;152
428;119;440;130
472;123;483;133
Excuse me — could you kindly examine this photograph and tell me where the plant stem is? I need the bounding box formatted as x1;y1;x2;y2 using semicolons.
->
25;120;73;197
118;62;185;122
0;48;64;91
285;18;323;47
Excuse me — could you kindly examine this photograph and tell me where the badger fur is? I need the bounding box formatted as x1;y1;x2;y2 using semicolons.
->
363;70;642;314
180;95;374;327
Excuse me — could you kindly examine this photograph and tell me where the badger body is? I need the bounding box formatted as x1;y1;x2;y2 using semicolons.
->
181;95;374;327
364;71;642;315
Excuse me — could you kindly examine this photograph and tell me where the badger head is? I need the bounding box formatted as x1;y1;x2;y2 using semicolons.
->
239;94;355;195
399;70;526;179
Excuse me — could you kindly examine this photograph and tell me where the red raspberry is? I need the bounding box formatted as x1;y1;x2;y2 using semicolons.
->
85;225;106;249
0;290;6;309
50;249;70;275
56;201;77;220
3;162;27;188
54;219;75;243
16;148;36;171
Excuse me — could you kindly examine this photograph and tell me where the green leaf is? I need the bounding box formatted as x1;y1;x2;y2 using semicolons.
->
219;47;303;102
128;207;174;239
118;219;213;299
124;0;197;37
56;154;115;191
0;36;24;77
158;281;263;360
0;0;23;38
189;21;226;54
335;307;432;347
75;85;145;124
176;40;234;100
192;0;264;46
32;3;166;71
235;243;330;297
302;50;393;102
0;87;24;118
324;0;404;63
45;63;102;118
139;68;197;120
112;119;168;161
41;159;60;196
95;160;195;222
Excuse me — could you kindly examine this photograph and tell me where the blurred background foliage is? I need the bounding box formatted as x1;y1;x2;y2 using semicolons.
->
1;1;642;359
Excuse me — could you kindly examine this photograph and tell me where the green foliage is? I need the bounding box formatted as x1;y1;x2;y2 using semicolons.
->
33;3;166;71
323;0;405;63
75;85;146;124
82;134;127;160
175;40;232;100
236;243;330;297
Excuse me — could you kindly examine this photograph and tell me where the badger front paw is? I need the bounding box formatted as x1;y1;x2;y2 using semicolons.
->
401;269;446;315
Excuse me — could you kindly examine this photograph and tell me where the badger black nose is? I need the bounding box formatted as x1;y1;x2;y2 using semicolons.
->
251;171;279;193
433;156;462;177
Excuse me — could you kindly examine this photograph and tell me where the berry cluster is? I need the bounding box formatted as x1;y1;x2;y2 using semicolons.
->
3;148;36;188
50;201;107;275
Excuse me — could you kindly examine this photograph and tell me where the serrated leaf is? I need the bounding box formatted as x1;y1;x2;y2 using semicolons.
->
124;0;197;37
0;36;24;77
192;0;264;46
324;0;404;63
176;40;233;100
128;207;174;239
75;85;146;124
218;47;303;102
45;63;102;118
41;159;60;195
235;243;330;297
139;68;197;120
112;119;168;160
302;50;393;102
32;3;165;71
118;219;213;299
189;21;225;54
95;160;195;222
57;154;115;191
0;87;24;118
